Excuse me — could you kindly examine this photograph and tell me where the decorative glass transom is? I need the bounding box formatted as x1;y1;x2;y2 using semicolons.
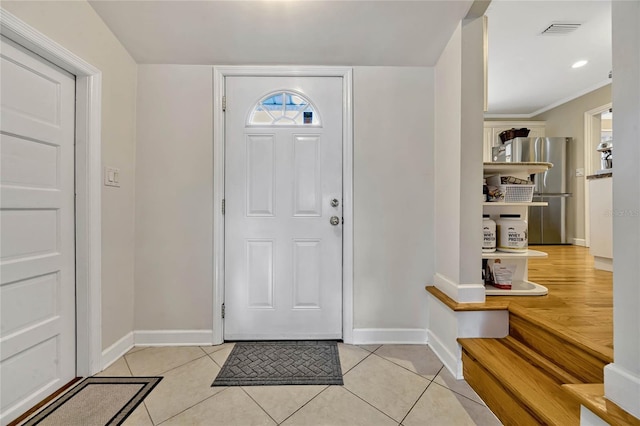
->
248;91;320;126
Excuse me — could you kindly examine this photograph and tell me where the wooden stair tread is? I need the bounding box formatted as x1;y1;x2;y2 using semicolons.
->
425;286;509;311
508;303;613;363
563;384;640;426
501;336;583;385
459;338;580;425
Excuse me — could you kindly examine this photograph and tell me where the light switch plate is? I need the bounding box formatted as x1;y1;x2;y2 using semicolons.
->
104;166;121;187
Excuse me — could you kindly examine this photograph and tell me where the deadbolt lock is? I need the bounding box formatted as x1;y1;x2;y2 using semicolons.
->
331;198;340;207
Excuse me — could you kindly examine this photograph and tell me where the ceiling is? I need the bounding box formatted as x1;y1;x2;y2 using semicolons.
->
88;0;611;116
88;0;473;67
485;0;612;116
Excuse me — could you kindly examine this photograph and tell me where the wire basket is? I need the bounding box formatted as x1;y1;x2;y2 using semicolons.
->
499;184;535;203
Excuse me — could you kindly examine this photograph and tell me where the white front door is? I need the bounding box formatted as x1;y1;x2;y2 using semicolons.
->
224;76;343;340
0;36;76;424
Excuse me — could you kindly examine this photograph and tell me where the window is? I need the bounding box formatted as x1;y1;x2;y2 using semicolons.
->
248;91;320;126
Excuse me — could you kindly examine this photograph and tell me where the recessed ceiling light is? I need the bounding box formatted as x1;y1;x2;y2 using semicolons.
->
572;60;588;69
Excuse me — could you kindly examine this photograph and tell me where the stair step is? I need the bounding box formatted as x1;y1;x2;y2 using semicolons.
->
563;384;640;426
508;304;610;383
501;336;583;385
459;338;581;426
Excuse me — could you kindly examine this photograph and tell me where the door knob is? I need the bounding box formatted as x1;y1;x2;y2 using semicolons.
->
331;198;340;207
330;216;340;226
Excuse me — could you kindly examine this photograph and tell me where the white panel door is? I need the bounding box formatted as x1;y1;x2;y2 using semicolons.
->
225;76;343;340
0;36;76;424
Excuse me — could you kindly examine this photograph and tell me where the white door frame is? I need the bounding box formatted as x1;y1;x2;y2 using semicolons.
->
1;9;103;376
212;66;354;344
583;102;612;248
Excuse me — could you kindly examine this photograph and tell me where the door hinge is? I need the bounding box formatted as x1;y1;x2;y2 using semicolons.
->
222;96;226;112
222;199;225;214
221;303;225;319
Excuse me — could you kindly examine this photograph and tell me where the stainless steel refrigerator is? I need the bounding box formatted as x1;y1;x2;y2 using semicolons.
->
498;137;572;244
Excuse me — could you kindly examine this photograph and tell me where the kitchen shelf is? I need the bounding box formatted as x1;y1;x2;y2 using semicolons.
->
483;162;552;297
482;249;548;259
483;202;548;207
483;162;552;176
485;280;548;296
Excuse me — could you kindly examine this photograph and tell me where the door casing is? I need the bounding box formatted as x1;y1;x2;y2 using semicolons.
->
212;66;354;344
1;9;103;376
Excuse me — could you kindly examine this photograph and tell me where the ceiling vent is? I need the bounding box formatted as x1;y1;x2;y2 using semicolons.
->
540;23;582;36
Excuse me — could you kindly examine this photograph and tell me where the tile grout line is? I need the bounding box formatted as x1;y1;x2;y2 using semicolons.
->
357;344;382;354
128;352;211;377
427;363;489;406
206;351;226;369
340;346;440;424
122;354;135;376
130;350;228;425
154;387;232;426
399;378;436;425
125;349;221;424
341;386;403;425
120;355;156;425
200;343;233;356
341;345;411;423
374;348;486;406
276;385;330;425
239;387;280;425
369;351;442;384
340;347;376;375
430;380;487;406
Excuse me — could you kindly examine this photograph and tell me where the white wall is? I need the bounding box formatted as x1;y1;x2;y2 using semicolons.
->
2;1;138;349
434;23;463;288
352;67;434;334
428;16;491;378
605;0;640;419
133;65;435;340
134;65;213;331
432;20;484;302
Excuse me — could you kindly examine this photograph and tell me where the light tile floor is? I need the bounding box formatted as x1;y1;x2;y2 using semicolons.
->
95;344;501;426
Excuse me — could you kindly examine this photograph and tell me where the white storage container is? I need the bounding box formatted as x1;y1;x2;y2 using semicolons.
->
497;214;528;252
482;215;496;252
499;184;535;203
486;175;535;203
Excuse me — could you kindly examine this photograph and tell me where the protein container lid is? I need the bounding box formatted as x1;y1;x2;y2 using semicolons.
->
499;214;521;218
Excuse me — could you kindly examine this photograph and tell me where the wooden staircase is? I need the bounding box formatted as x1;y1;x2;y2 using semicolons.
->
459;303;612;426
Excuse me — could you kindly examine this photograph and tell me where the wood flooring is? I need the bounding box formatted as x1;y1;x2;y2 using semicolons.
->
497;245;613;357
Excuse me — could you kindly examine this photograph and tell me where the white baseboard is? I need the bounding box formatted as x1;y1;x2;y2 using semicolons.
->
351;328;428;345
102;332;134;370
604;363;640;419
433;273;485;303
594;256;613;272
573;238;587;247
580;406;610;426
133;329;214;346
427;329;462;379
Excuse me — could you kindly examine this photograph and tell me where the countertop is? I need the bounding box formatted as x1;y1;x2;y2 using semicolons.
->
587;172;613;180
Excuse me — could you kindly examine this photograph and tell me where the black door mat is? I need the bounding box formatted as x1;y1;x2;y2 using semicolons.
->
212;341;343;386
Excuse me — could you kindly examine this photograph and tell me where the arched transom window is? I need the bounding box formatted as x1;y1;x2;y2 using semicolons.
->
248;91;320;126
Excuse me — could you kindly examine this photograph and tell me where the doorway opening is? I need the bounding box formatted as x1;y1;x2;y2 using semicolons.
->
583;102;613;248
